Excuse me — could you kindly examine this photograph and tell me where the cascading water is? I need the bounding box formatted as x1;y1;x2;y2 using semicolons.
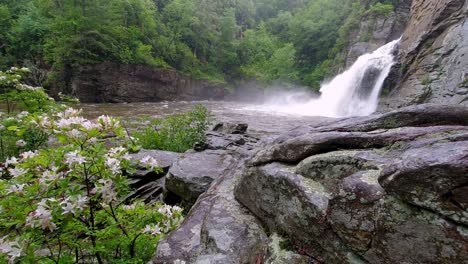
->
252;38;401;118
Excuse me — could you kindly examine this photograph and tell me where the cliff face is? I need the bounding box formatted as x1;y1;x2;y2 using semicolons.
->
70;62;226;103
380;0;468;109
345;0;413;68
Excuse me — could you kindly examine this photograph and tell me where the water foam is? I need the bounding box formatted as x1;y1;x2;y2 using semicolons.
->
248;38;401;118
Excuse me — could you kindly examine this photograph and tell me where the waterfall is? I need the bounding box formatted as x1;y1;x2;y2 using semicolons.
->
252;38;401;118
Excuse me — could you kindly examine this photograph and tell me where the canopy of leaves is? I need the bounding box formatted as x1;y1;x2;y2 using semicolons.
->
0;0;394;90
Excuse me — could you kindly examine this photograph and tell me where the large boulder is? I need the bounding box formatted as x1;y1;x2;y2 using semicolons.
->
235;104;468;263
152;155;269;264
165;150;235;204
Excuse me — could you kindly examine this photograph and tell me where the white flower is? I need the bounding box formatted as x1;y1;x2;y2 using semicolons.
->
122;153;132;161
10;67;18;71
66;129;85;140
26;200;56;232
40;168;61;184
60;201;75;215
60;194;88;215
8;168;28;178
139;156;159;170
5;157;18;167
16;111;29;119
0;237;23;264
172;205;183;213
0;76;6;81
6;184;26;194
74;194;88;211
65;151;86;165
20;151;38;160
56;108;82;119
158;204;174;217
123;204;136;210
0;125;5;131
142;224;162;236
20;67;29;72
81;121;99;131
94;179;117;204
97;115;120;131
15;140;27;147
105;158;121;174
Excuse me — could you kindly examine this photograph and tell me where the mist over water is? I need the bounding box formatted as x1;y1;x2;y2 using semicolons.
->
246;38;401;118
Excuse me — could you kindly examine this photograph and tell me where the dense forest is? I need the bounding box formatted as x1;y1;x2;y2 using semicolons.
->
0;0;396;91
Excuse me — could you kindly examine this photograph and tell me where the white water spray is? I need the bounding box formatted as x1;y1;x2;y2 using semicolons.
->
250;38;401;118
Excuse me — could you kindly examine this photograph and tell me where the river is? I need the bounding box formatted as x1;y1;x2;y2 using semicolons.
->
79;101;331;136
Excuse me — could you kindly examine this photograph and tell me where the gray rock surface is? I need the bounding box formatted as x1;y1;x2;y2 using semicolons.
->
345;0;412;68
235;104;468;263
165;150;236;204
380;0;468;109
152;152;269;264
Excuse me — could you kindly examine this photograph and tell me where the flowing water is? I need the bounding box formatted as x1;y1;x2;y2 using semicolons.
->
246;38;401;118
79;39;400;134
79;101;331;136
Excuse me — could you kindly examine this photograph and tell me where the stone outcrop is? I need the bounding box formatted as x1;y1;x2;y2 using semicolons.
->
380;0;468;109
150;124;271;263
165;150;236;204
234;104;468;263
70;62;226;103
345;0;413;68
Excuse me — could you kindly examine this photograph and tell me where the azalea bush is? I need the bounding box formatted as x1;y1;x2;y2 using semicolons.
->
135;104;211;152
0;67;57;114
0;108;184;263
0;111;49;162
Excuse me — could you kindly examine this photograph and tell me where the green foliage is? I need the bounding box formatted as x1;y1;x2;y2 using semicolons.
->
0;104;184;263
421;75;433;86
135;104;211;152
367;2;394;17
0;0;398;90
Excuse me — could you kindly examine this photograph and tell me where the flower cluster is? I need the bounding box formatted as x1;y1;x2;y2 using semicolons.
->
0;107;182;263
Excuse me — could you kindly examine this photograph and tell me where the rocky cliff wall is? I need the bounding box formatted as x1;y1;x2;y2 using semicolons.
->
69;62;226;103
380;0;468;109
345;0;413;68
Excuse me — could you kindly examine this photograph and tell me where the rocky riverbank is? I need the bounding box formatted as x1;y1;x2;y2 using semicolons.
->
124;103;468;263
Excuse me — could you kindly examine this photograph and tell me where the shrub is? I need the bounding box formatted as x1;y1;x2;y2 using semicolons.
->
0;108;184;263
367;3;394;18
135;104;211;152
0;67;184;263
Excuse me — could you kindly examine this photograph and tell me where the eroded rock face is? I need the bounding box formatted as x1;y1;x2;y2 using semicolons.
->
380;0;468;109
69;62;226;103
165;150;236;204
345;0;413;67
152;154;269;264
235;104;468;263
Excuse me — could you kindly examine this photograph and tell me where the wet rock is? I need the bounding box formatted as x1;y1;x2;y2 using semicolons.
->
212;122;248;134
152;157;268;264
235;163;355;263
251;125;466;165
234;104;468;263
380;0;468;109
205;132;259;152
264;234;311;264
130;149;181;171
379;141;468;225
271;104;468;145
165;150;236;203
126;150;181;202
